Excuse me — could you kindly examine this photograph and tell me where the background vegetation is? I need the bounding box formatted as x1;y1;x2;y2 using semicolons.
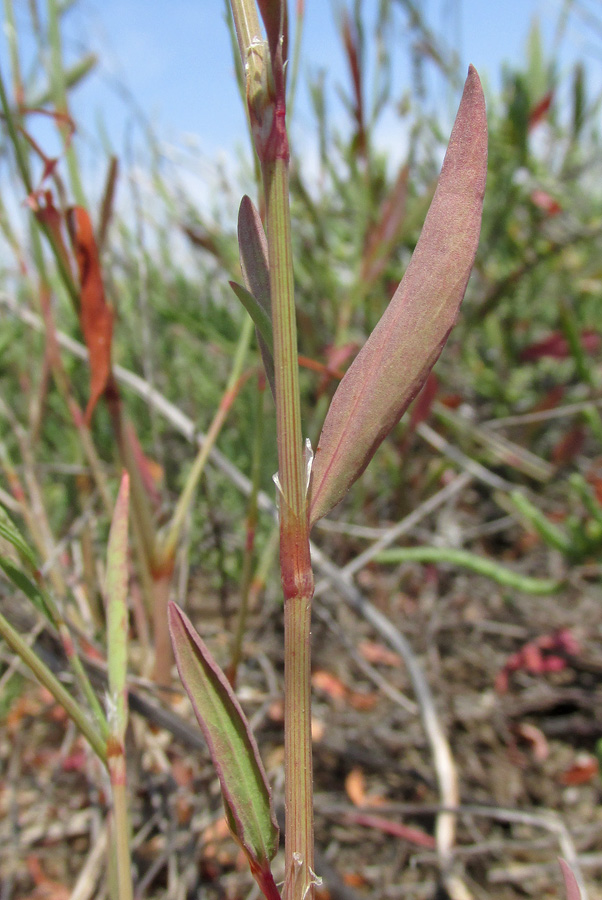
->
1;2;602;898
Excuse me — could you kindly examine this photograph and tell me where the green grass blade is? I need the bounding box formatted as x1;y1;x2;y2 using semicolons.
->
106;473;130;741
0;503;39;570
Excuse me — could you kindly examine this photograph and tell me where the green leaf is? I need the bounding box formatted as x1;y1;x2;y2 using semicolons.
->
309;66;488;526
105;472;130;741
29;52;97;107
0;555;51;618
0;505;54;620
0;504;39;570
169;602;279;870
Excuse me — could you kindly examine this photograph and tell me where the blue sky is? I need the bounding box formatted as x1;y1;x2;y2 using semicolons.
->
3;0;600;222
13;0;595;159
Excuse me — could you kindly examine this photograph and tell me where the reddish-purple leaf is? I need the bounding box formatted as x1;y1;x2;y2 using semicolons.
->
237;196;275;396
558;859;582;900
168;603;279;885
31;190;73;281
238;197;270;311
256;0;287;81
309;66;487;525
528;90;553;130
67;206;114;425
519;330;600;361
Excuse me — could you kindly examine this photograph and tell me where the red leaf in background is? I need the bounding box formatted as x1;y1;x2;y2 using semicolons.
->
530;188;562;216
408;372;439;432
496;629;580;693
26;857;70;900
30;190;73;279
398;373;439;456
312;669;348;702
551;424;586;465
528;90;553;129
124;420;163;507
67;207;114;424
513;722;549;762
61;748;88;772
361;162;409;283
343;811;436;849
345;767;387;808
358;639;402;668
309;342;355;397
559;755;599;786
341;9;366;157
520;330;601;361
311;669;379;711
586;464;602;506
532;384;565;415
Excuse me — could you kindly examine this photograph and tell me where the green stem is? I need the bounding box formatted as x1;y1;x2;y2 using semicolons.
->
283;597;314;900
108;758;133;900
161;316;253;563
559;297;602;444
0;64;79;306
228;374;266;684
263;151;315;900
0;608;107;763
375;546;563;595
228;4;316;894
46;0;86;206
2;0;24;103
287;0;305;120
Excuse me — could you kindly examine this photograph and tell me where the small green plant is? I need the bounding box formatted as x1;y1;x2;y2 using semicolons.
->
168;2;486;898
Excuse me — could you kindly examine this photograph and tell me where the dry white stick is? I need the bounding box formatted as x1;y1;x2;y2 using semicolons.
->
69;822;108;900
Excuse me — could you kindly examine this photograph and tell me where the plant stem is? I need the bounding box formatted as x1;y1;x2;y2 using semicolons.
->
228;374;266;685
228;3;316;893
375;546;563;594
108;753;133;900
283;593;314;900
46;0;86;207
262;153;315;900
0;608;107;763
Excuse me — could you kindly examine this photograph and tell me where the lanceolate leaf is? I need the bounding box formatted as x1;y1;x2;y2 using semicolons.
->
238;196;270;310
236;196;276;396
67;206;114;425
309;66;487;526
229;281;274;356
256;0;288;84
0;556;50;619
0;506;53;620
169;603;279;874
0;504;38;569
